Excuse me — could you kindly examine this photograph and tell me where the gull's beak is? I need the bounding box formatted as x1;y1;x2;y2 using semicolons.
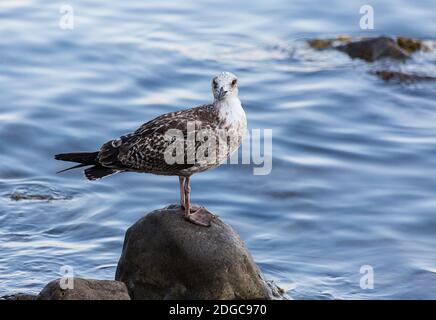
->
218;87;228;100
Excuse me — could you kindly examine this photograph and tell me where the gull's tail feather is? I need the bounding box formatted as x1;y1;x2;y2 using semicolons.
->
54;151;99;164
55;151;102;175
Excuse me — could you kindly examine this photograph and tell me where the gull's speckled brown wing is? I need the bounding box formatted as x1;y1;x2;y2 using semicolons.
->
96;104;220;176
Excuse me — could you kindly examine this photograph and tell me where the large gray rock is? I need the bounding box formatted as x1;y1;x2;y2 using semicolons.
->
37;278;130;300
115;205;277;300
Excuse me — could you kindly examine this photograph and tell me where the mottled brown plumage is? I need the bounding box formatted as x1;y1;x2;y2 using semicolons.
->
96;104;221;177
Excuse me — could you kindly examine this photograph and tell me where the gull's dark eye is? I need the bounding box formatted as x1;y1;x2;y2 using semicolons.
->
213;79;218;88
231;79;237;86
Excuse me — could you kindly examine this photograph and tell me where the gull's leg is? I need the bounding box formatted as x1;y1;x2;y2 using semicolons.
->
183;176;213;227
179;176;185;208
180;176;200;211
183;176;191;217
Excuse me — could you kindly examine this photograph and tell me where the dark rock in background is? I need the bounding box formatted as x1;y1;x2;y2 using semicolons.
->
396;36;428;53
307;36;430;62
372;70;436;83
307;35;351;50
335;36;409;62
307;36;435;84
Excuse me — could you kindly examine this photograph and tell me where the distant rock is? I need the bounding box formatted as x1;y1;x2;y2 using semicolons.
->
116;205;282;300
372;70;436;83
306;36;435;84
307;35;352;50
396;36;428;54
37;278;131;300
307;36;432;62
335;36;409;62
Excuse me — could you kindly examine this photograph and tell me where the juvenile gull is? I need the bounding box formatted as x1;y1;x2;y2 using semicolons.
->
55;72;247;227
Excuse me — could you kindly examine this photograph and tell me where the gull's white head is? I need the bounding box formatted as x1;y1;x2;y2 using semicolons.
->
212;72;238;102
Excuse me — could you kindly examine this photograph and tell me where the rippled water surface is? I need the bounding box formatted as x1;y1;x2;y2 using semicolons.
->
1;0;436;299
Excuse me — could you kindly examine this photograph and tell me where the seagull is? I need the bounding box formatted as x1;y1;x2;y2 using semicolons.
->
55;72;247;227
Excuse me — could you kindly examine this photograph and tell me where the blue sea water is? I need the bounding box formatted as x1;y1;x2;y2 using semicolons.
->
0;0;435;299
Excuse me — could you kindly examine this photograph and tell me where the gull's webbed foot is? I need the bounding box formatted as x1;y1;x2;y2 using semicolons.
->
184;206;213;227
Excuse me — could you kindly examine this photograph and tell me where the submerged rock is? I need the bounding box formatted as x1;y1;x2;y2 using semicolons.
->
335;36;409;62
396;36;428;53
307;39;334;50
372;70;436;83
37;278;130;300
116;205;280;300
306;36;435;84
10;191;58;201
9;185;72;201
307;36;432;62
307;35;351;50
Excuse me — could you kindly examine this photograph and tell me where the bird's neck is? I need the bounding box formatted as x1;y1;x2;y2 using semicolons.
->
214;96;245;124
